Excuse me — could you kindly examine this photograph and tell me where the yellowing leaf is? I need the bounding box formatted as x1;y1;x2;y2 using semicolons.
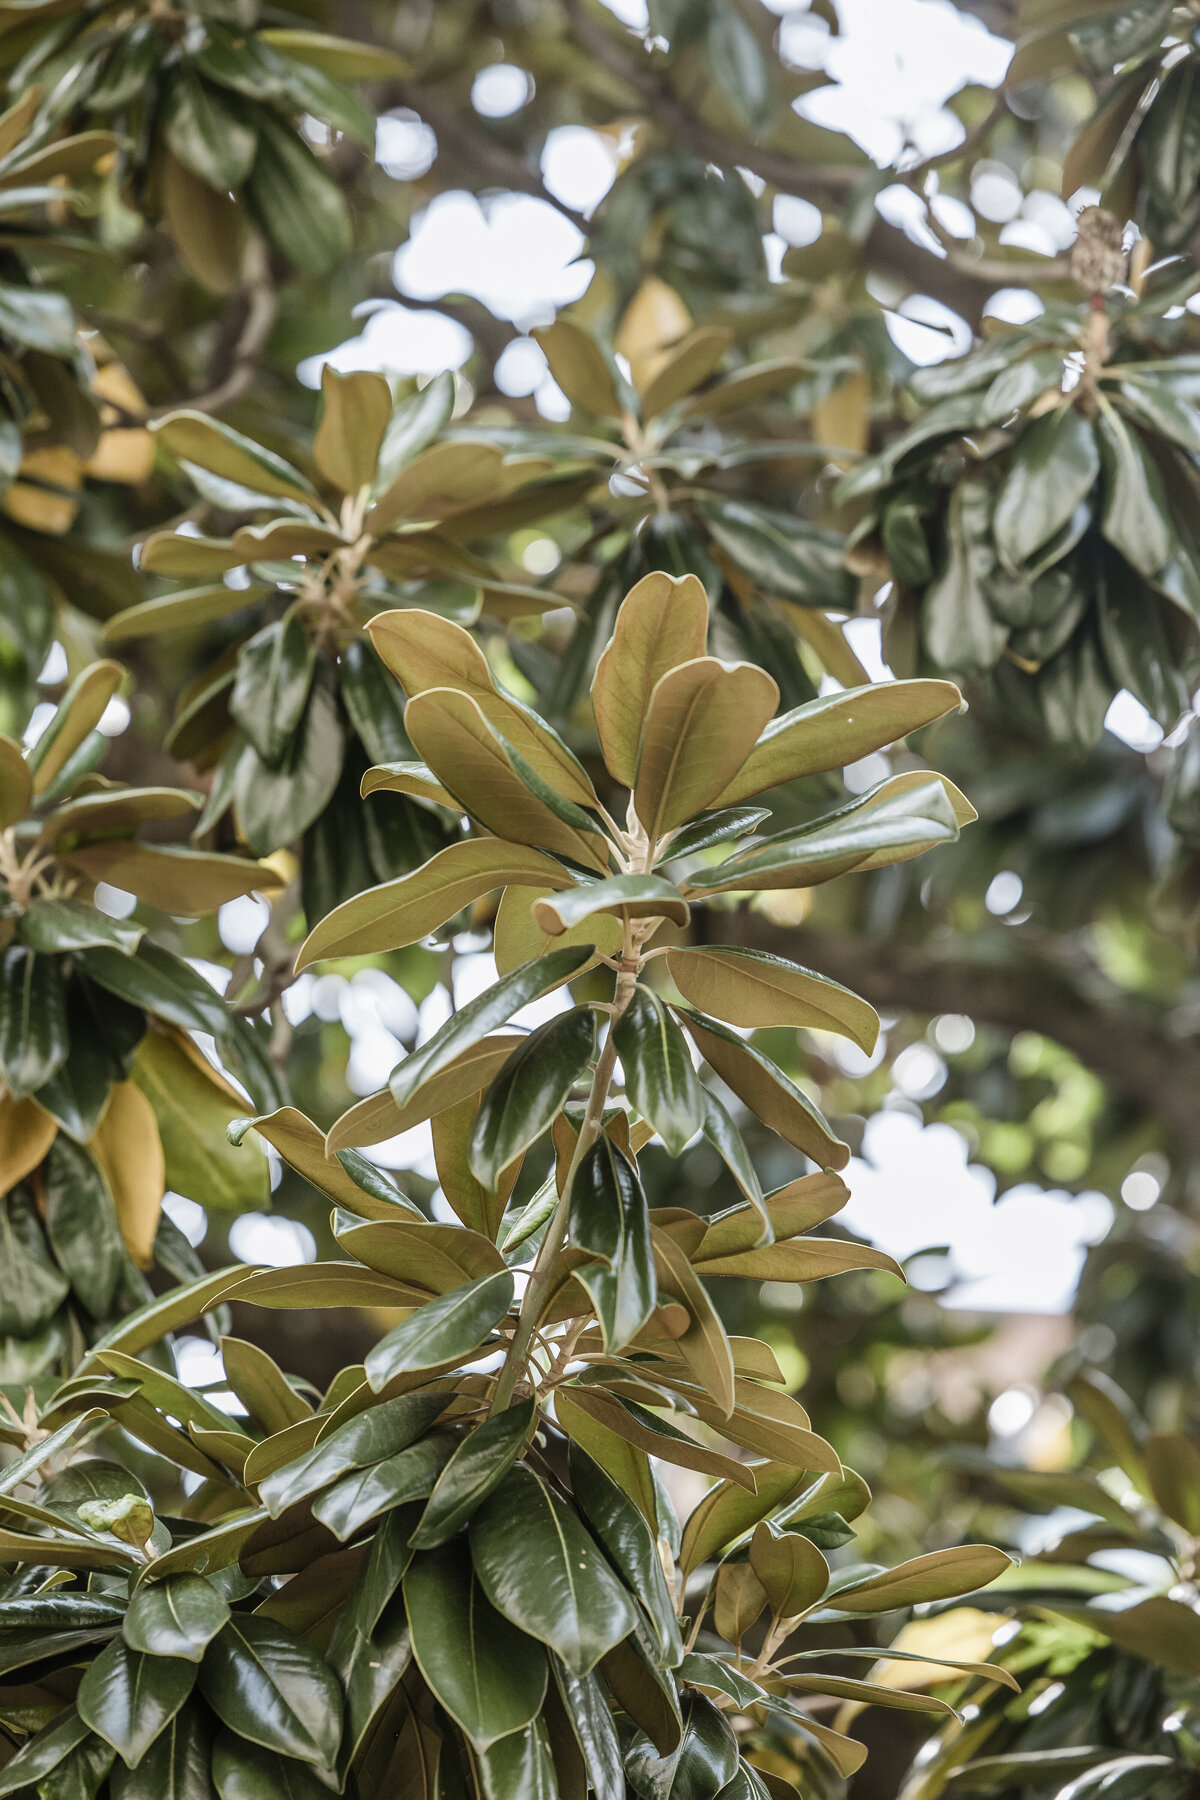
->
592;573;708;786
493;884;622;976
325;1036;522;1151
531;318;623;419
61;842;282;914
0;1092;56;1190
870;1608;1015;1693
713;680;963;807
813;369;870;462
665;947;879;1050
640;328;734;417
4;446;82;534
313;365;393;493
131;1032;269;1214
616;278;692;391
29;661;123;795
0;732;31;830
89;1080;164;1269
406;689;609;869
368;609;598;807
84;428;154;484
297;839;574;968
367;440;507;535
635;658;779;841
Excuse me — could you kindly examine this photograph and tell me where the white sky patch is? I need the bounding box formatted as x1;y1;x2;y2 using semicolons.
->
542;125;619;214
229;1213;317;1268
789;0;1010;165
1105;689;1166;752
394;191;593;329
842;1112;1113;1312
298;303;472;387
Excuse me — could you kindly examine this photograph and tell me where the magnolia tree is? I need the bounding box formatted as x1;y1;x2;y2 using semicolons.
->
5;1;1200;1797
0;577;1016;1799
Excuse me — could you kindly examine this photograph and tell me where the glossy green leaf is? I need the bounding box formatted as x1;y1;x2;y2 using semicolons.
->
123;1576;230;1662
698;497;855;609
312;1429;456;1540
330;1584;414;1774
712;680;960;807
547;1658;623;1800
0;946;69;1098
198;1616;342;1774
107;1706;216;1800
233;675;344;856
993;405;1099;571
0;1188;68;1334
411;1398;535;1549
614;988;706;1156
828;1546;1012;1614
404;1540;548;1749
163;71;256;190
531;875;689;937
469;1465;638;1675
696;1090;769;1239
210;1730;330;1800
43;1135;125;1320
1097;403;1174;577
18;897;143;957
260;1390;446;1516
687;772;967;895
388;947;590;1114
477;1716;558;1800
0;1709;91;1798
468;1009;595;1189
922;478;1012;676
568;1134;657;1352
77;1636;196;1769
677;1008;848;1167
230;616;316;764
666;946;878;1049
365;1269;515;1390
245;113;351;274
297;839;572;966
568;1443;681;1666
626;1690;738;1800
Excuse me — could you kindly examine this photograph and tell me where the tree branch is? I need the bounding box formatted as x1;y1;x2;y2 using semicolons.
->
145;237;277;421
694;910;1200;1163
560;0;1059;326
387;82;589;234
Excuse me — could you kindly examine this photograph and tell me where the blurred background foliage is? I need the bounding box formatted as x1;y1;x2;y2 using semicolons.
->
7;0;1200;1791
